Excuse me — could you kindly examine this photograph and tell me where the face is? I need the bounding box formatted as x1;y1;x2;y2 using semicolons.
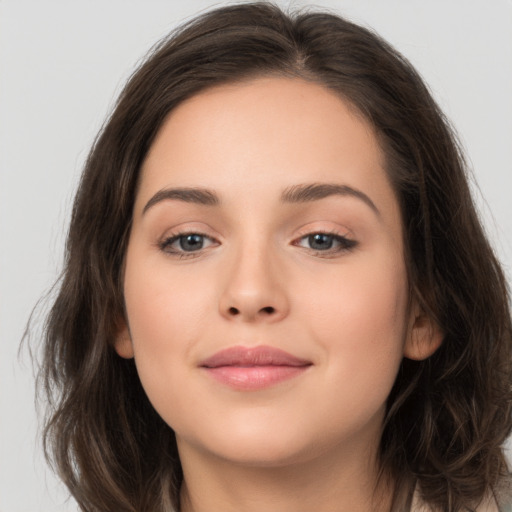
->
117;77;439;469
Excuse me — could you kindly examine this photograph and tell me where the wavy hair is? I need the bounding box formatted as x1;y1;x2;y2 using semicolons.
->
37;3;512;511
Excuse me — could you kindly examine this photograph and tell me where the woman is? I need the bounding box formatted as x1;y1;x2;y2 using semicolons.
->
38;3;512;511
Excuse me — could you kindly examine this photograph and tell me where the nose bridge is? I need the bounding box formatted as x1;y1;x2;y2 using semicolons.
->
219;232;288;322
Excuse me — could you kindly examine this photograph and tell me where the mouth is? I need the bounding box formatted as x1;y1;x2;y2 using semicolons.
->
199;345;312;391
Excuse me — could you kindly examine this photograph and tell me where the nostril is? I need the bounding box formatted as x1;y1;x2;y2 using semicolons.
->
225;305;276;317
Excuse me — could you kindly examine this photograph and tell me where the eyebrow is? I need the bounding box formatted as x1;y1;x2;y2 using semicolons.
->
281;182;380;216
142;182;380;216
142;187;219;214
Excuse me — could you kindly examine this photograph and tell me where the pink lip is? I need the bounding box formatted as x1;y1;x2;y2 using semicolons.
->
200;345;312;391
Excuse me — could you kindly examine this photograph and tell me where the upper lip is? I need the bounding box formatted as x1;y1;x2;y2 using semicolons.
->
200;345;312;368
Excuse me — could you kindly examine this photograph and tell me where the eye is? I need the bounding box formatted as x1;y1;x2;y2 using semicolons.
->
160;232;216;255
295;232;357;255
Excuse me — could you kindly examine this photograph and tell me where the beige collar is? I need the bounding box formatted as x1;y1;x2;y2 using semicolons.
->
410;489;500;512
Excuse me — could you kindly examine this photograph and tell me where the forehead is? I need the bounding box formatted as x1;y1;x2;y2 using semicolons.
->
136;77;399;227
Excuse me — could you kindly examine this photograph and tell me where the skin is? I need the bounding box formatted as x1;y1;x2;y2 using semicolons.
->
115;77;441;512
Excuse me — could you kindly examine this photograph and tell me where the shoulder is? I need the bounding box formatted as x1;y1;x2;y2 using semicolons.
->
495;476;512;512
409;475;512;512
410;489;509;512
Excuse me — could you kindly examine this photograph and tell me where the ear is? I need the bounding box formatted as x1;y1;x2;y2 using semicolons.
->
113;320;134;359
403;303;443;361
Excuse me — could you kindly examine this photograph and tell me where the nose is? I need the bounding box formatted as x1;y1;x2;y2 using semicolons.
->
218;244;289;323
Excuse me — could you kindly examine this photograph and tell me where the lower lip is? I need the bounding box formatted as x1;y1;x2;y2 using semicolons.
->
202;365;309;390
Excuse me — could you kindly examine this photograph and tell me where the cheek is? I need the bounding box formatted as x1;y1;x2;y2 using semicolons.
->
122;250;215;414
124;246;214;347
297;251;409;400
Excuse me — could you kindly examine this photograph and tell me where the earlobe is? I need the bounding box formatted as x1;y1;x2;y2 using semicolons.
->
113;322;135;359
403;307;443;361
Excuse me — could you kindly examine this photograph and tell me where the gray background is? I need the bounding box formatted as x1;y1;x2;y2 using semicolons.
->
1;1;511;510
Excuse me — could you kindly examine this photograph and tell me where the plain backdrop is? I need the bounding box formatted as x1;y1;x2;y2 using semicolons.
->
1;1;511;510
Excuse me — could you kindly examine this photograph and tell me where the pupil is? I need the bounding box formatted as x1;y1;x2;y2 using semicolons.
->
180;234;203;251
309;233;333;250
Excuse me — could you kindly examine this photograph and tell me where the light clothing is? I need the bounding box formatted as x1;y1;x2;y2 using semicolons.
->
411;489;507;512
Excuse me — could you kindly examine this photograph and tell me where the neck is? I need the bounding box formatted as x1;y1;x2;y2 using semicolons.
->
178;439;394;512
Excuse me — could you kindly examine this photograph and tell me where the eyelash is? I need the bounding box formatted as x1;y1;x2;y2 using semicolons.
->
293;231;358;257
158;230;358;259
159;231;216;259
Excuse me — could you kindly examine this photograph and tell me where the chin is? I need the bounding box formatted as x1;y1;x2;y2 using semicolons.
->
178;420;334;469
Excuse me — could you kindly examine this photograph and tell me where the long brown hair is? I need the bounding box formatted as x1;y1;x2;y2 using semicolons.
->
37;3;512;511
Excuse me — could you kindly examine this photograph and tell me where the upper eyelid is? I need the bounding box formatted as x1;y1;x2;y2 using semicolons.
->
293;225;353;240
160;228;351;241
295;231;352;240
159;224;219;242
